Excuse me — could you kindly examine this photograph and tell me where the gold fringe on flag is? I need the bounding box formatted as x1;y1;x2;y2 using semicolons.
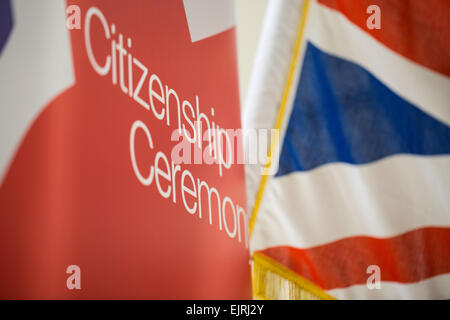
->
252;252;335;300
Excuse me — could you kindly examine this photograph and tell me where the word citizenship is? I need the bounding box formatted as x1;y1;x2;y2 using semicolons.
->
83;7;248;247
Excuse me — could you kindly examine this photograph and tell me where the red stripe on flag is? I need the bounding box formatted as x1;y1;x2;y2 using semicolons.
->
258;227;450;290
318;0;450;77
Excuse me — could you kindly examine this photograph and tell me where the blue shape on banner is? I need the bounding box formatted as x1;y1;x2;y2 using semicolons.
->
0;0;13;54
277;42;450;177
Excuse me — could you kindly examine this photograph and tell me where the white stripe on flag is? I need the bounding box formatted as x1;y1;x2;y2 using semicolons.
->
251;155;450;251
305;0;450;126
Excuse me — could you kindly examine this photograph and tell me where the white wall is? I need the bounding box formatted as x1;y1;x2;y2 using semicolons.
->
236;0;268;109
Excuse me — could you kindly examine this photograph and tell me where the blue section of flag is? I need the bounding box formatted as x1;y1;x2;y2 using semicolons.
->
276;42;450;177
0;0;13;54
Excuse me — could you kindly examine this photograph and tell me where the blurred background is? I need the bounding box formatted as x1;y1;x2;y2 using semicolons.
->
236;0;267;108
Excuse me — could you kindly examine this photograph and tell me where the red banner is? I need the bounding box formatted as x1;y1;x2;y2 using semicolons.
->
0;0;251;299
